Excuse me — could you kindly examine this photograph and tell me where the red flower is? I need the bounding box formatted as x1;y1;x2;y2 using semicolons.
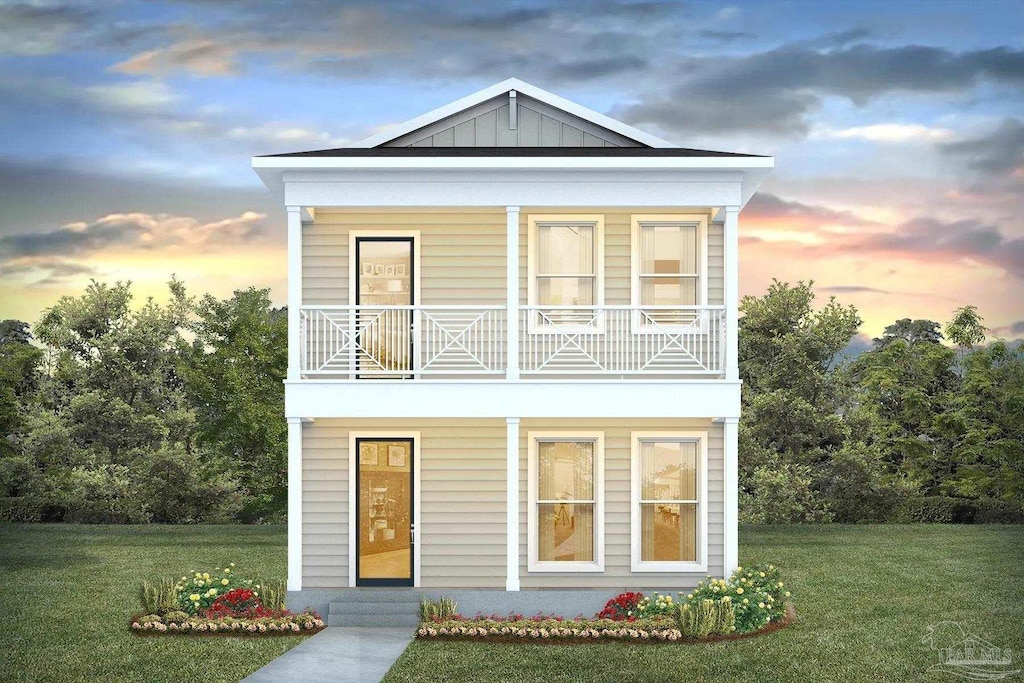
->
596;591;644;620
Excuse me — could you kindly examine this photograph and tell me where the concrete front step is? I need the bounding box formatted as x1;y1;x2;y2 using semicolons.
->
328;613;421;628
328;590;423;604
329;601;422;616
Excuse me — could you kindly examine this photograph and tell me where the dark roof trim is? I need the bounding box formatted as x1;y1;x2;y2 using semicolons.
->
260;146;764;159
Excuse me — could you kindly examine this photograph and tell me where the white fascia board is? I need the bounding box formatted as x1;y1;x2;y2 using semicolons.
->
350;77;678;149
284;380;741;419
252;155;774;171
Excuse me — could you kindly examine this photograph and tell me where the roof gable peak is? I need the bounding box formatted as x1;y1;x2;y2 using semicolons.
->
351;78;677;149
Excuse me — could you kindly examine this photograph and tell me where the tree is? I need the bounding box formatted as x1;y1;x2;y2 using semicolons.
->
737;280;862;522
945;305;986;372
872;319;943;349
176;286;288;521
0;320;43;458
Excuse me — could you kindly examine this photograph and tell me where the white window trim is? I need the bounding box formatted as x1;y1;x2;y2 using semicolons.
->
527;430;605;573
630;215;709;335
630;430;708;573
526;215;605;335
348;430;422;588
347;229;422;308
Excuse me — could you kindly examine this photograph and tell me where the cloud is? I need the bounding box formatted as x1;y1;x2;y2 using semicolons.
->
940;117;1024;175
617;43;1024;136
745;193;880;229
0;2;95;55
0;211;270;263
698;29;757;42
819;285;892;295
83;81;179;113
0;258;98;285
814;123;954;143
111;39;240;77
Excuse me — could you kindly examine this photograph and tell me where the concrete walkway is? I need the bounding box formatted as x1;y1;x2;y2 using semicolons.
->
242;627;413;683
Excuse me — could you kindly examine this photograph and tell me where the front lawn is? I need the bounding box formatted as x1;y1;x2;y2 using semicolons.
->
385;524;1024;682
2;524;1021;682
0;524;298;683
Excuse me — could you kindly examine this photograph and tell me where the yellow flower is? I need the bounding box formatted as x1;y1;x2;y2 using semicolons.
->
785;591;791;597
777;582;784;588
189;593;200;601
197;580;204;587
203;573;210;580
743;598;749;604
194;573;201;579
224;568;230;574
768;564;775;570
230;563;235;567
736;566;742;572
759;572;766;577
759;603;765;608
222;578;229;585
193;602;199;609
736;587;744;594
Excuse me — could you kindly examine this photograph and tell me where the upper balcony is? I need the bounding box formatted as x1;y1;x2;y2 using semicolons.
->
300;303;726;379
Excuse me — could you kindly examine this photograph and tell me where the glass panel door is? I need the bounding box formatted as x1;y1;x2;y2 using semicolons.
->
356;237;414;378
356;438;414;586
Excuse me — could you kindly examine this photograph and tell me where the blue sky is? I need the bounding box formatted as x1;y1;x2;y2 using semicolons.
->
1;0;1022;342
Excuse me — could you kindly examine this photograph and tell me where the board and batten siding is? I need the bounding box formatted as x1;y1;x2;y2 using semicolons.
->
302;418;723;590
518;418;724;589
303;208;723;308
302;418;507;589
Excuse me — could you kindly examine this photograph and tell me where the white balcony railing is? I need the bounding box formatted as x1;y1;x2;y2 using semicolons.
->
520;305;725;375
299;305;725;378
300;306;506;377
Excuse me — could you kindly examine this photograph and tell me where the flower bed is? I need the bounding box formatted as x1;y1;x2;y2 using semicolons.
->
415;607;795;644
416;563;795;645
131;562;323;637
130;611;325;636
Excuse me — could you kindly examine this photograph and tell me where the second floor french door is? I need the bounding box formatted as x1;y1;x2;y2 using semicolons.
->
355;236;415;379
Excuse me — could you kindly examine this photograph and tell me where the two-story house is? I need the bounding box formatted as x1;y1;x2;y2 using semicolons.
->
253;79;772;625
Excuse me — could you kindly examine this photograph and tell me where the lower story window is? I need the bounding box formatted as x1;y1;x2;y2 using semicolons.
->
528;432;604;572
631;432;707;572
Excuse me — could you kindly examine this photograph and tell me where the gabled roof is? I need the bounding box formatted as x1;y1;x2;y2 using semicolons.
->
350;78;676;149
263;147;765;158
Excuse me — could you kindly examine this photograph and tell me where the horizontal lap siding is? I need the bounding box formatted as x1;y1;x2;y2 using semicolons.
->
518;418;724;589
302;419;506;589
304;208;721;309
303;210;507;307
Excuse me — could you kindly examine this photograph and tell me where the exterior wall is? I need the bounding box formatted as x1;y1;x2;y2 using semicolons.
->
302;418;506;590
518;418;724;589
303;208;723;308
302;417;723;590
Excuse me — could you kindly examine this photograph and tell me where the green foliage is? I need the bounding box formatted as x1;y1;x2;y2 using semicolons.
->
174;564;253;615
175;286;287;522
896;496;1024;524
739;461;832;524
420;596;459;622
139;579;179;614
683;563;790;634
677;599;735;638
134;444;243;524
259;579;288;612
634;592;678;618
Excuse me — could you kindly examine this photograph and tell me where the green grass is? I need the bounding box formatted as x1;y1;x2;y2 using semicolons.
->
0;524;299;683
384;525;1024;683
2;525;1022;682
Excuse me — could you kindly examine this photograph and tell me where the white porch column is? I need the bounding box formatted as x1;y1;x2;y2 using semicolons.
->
723;416;739;576
286;206;304;380
506;206;521;381
287;416;303;591
506;417;521;591
723;205;740;381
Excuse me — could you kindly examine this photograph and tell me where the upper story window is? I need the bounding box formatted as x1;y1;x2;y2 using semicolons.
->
527;215;604;330
631;215;708;328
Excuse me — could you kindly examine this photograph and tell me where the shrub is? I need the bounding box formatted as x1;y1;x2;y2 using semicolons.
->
596;591;644;620
634;592;677;619
174;563;255;615
972;499;1024;524
684;563;790;634
139;578;178;614
420;595;458;622
897;496;977;523
739;462;832;524
678;599;735;638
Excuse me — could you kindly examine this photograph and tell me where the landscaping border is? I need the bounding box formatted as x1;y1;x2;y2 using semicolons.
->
415;604;795;645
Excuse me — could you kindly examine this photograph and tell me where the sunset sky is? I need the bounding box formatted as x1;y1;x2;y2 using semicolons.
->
1;0;1022;348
